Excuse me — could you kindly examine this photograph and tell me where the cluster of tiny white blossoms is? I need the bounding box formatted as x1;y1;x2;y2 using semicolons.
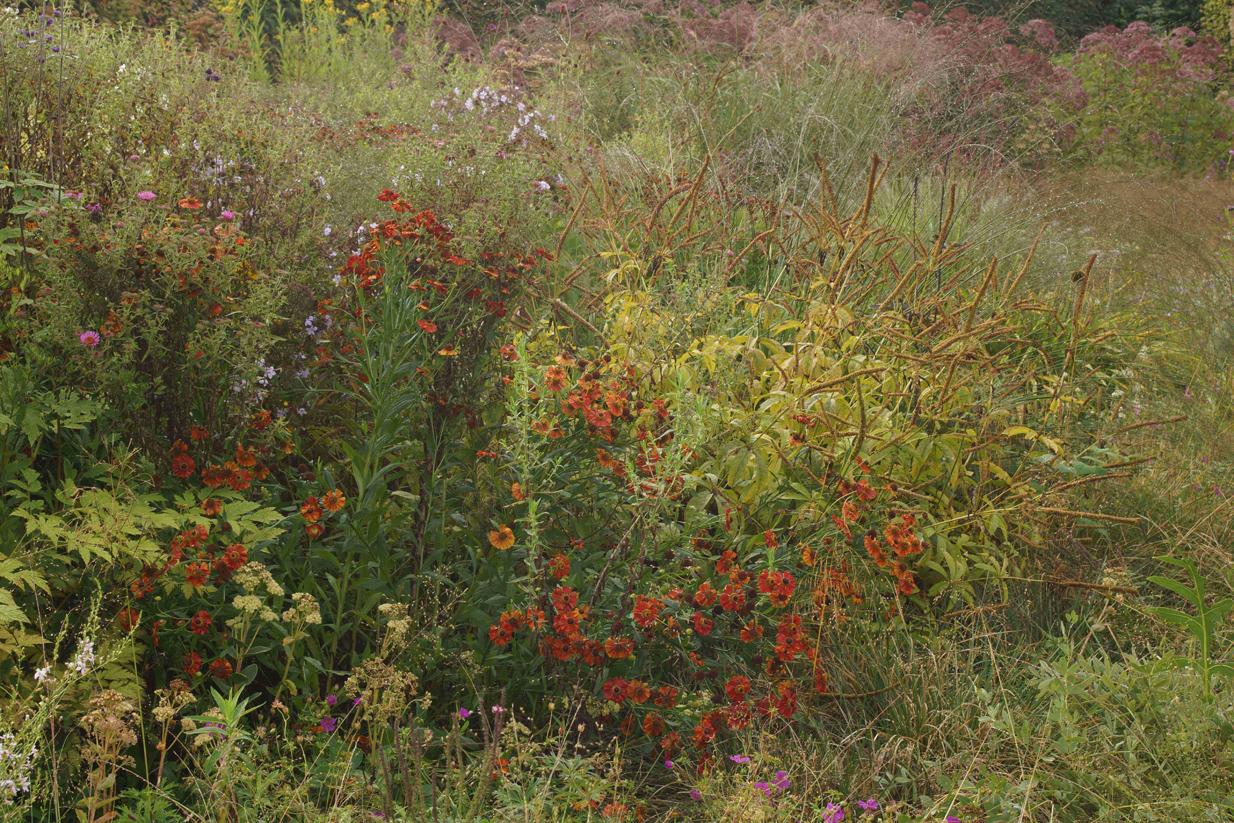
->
430;85;554;144
432;85;514;118
0;732;36;804
70;638;95;676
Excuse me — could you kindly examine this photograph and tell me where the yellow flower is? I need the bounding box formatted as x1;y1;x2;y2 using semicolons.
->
488;525;515;551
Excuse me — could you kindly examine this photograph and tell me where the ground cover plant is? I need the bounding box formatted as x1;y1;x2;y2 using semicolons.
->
3;1;1234;821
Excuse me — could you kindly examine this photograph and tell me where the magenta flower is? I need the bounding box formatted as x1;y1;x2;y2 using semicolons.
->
823;803;845;823
79;330;100;347
137;191;156;202
325;694;337;706
221;209;236;221
664;759;674;770
319;716;337;733
772;770;789;791
729;754;751;764
857;798;880;813
457;707;472;720
688;789;702;801
491;704;505;714
945;817;962;823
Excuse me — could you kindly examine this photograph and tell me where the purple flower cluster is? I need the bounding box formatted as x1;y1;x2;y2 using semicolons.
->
1079;22;1224;84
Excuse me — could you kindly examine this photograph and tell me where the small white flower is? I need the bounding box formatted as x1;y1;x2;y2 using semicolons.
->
34;666;50;683
70;639;95;675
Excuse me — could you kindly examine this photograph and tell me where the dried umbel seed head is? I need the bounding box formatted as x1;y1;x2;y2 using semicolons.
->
79;690;139;767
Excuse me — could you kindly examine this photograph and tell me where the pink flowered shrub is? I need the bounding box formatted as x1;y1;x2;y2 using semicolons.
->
1067;21;1233;171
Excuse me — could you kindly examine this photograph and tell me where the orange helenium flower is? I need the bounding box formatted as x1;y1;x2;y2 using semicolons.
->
488;525;515;550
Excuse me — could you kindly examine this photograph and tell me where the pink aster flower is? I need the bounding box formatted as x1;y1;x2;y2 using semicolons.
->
79;330;100;347
137;191;156;202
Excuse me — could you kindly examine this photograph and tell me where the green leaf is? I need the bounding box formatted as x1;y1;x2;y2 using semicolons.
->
1147;574;1202;609
1145;605;1199;636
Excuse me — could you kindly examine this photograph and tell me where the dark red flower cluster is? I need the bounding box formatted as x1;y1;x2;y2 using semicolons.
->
757;570;796;608
632;595;664;629
772;613;811;664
